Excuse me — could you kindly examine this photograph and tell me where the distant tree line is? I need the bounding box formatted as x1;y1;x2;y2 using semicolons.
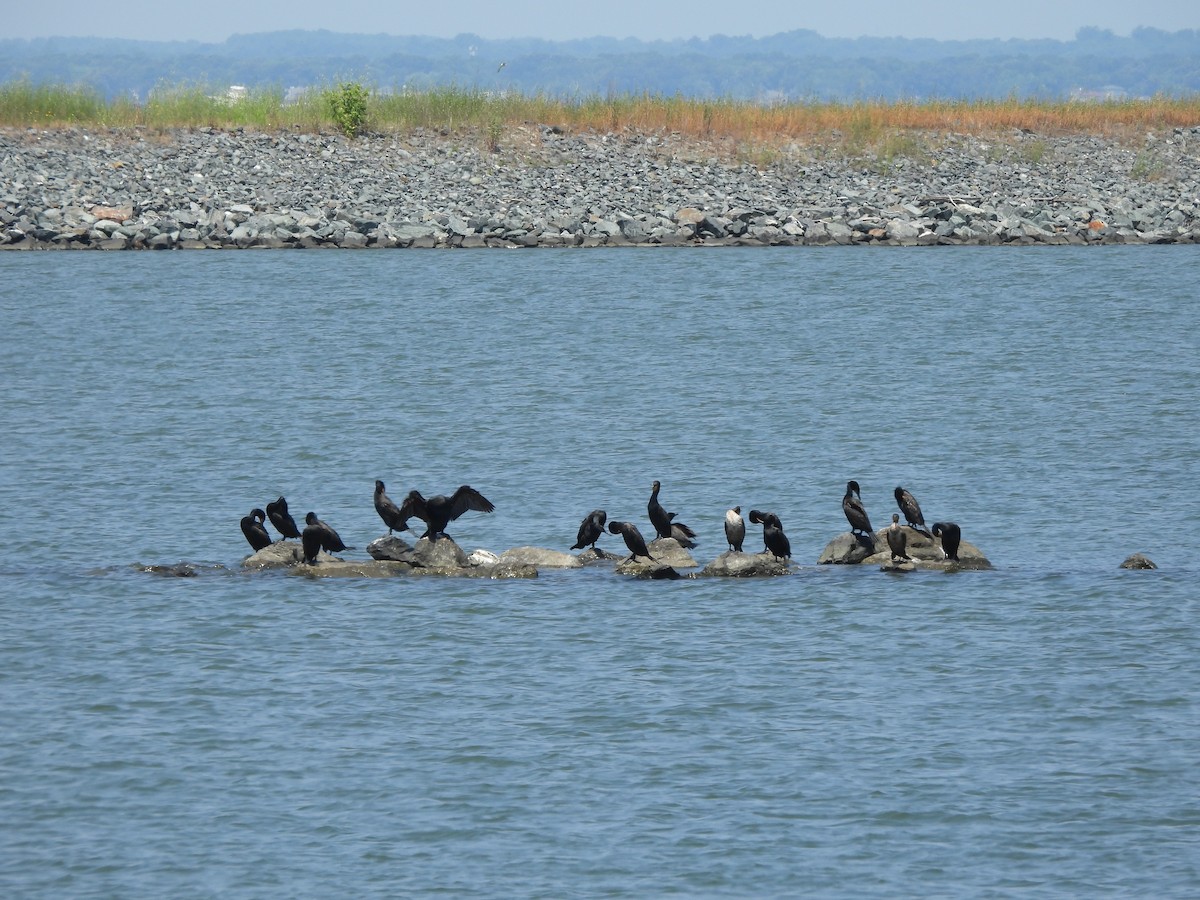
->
1;26;1197;102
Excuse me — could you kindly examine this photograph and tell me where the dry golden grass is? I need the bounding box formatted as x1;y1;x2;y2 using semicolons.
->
3;81;1197;147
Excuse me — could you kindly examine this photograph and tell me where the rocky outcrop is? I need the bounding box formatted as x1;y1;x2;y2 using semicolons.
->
701;551;792;577
818;526;991;569
1120;553;1158;569
646;537;698;568
4;125;1198;251
498;546;584;568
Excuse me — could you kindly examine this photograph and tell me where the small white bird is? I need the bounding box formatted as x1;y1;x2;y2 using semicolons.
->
497;61;507;73
724;506;745;553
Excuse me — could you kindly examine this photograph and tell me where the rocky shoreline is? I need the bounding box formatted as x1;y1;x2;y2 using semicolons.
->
3;123;1199;249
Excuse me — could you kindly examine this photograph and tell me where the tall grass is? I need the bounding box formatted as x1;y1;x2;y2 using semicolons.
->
1;80;1196;143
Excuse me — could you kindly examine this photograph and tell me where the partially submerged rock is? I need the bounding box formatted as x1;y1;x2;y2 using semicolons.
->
818;527;991;569
615;559;682;579
1120;553;1158;570
242;541;307;569
701;551;792;577
366;535;415;562
292;560;413;578
575;547;624;565
646;537;698;568
499;546;583;568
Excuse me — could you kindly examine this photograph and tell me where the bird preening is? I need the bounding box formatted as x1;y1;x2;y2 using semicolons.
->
265;496;301;540
571;509;607;550
608;520;654;562
749;509;791;559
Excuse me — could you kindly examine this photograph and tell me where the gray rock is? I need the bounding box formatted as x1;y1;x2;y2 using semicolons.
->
366;535;415;562
1119;553;1158;570
1;126;1196;251
701;551;792;577
498;546;583;568
410;536;470;570
242;541;305;568
646;537;698;568
614;558;682;579
818;527;991;569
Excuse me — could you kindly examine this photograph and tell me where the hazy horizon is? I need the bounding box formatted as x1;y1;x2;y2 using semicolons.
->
3;0;1197;44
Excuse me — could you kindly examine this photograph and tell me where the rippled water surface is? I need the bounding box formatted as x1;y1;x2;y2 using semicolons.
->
1;247;1198;898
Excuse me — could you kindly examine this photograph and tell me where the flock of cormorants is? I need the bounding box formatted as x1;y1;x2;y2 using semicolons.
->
240;478;963;566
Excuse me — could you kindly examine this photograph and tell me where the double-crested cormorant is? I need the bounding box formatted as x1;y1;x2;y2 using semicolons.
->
668;515;698;549
647;480;674;539
894;486;930;536
240;508;272;552
842;481;872;536
265;496;301;540
301;511;350;563
887;513;910;561
571;509;607;550
932;522;962;561
374;480;410;535
399;485;495;541
608;520;655;562
749;509;791;559
724;506;745;553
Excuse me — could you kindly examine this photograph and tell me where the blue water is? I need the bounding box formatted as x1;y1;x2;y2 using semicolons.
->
1;247;1198;897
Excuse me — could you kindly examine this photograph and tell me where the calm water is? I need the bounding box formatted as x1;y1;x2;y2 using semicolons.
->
1;247;1197;898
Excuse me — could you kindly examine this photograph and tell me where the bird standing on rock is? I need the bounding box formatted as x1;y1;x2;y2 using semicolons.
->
608;520;655;562
265;496;301;540
240;508;272;552
571;509;607;550
725;506;745;552
894;486;931;536
399;485;495;541
301;511;351;564
749;509;791;560
647;480;674;539
374;480;410;535
842;480;873;537
886;513;910;561
932;522;962;561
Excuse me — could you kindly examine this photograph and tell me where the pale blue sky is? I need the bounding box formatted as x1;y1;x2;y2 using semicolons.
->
2;0;1197;43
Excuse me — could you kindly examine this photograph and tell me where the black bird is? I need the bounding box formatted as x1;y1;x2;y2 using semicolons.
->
265;496;301;540
301;511;350;563
842;480;873;536
932;522;962;561
725;506;745;552
240;508;272;552
399;485;495;541
608;520;655;562
894;486;931;536
749;509;791;560
571;509;607;550
668;515;698;549
886;513;911;561
647;480;674;539
374;480;410;535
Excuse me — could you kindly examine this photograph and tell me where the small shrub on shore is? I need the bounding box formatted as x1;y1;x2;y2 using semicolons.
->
328;82;368;137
